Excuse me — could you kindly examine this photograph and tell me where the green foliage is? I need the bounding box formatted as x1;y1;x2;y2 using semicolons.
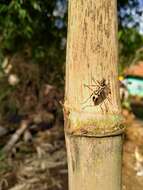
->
0;0;67;86
0;0;66;50
119;28;143;73
0;0;33;51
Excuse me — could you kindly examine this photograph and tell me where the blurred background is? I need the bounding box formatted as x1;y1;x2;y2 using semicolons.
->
0;0;143;190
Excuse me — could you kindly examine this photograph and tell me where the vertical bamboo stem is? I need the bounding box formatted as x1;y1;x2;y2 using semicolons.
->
66;135;123;190
64;0;124;189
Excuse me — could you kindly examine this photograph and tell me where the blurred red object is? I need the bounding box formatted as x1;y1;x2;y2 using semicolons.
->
125;61;143;77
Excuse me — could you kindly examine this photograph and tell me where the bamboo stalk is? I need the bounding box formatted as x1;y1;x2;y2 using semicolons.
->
64;0;125;189
66;135;123;190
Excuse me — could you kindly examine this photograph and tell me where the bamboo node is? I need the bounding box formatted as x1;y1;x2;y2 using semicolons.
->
64;110;125;137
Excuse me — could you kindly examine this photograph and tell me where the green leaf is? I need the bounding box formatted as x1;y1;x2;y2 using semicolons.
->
32;2;41;11
19;9;27;19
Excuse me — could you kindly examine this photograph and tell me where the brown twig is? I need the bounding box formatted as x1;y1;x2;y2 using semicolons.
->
3;120;30;154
